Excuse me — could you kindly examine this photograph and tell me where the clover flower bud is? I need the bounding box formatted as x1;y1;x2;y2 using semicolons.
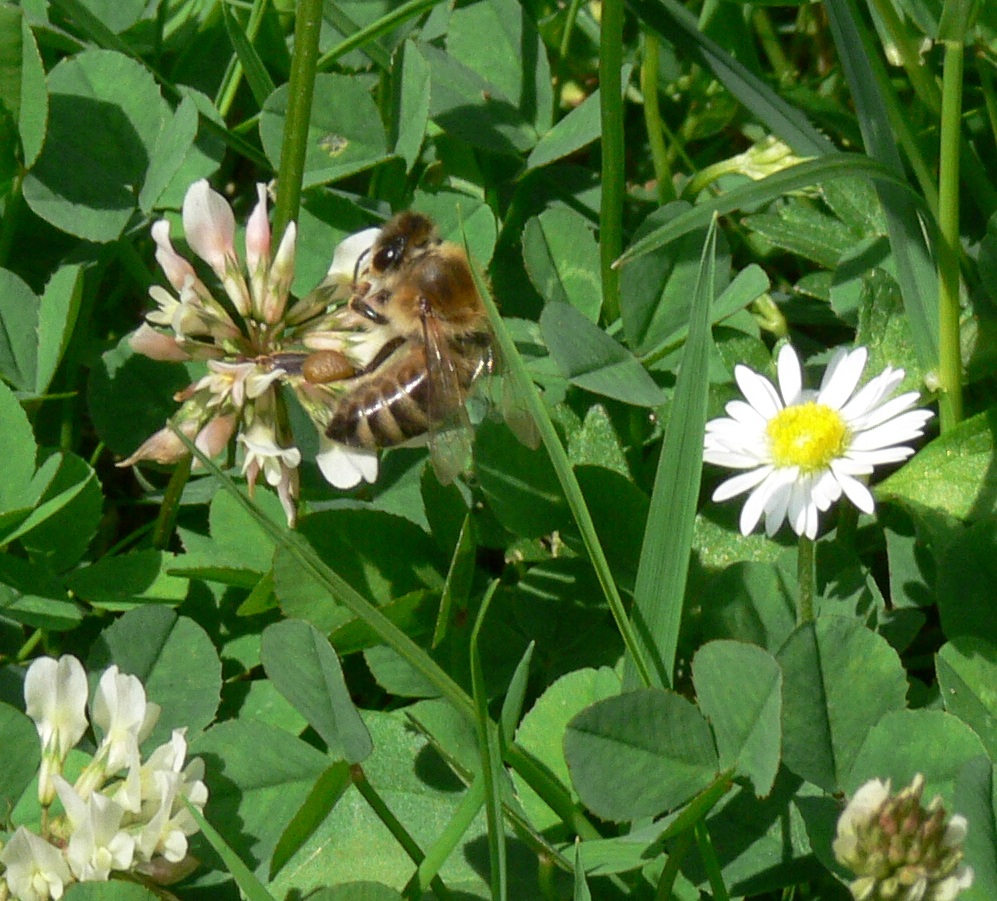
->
833;775;974;901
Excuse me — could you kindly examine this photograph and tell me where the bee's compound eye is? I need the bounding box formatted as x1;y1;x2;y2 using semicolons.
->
374;238;406;271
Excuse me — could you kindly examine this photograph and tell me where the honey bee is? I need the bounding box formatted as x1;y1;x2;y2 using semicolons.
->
324;211;496;484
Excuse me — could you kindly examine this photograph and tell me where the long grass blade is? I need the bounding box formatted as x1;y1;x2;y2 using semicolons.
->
471;581;507;900
467;245;656;688
616;154;920;266
623;218;717;689
823;0;939;369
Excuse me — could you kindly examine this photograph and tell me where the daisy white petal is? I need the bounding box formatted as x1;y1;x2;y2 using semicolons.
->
712;465;774;502
776;344;803;405
735;366;783;419
818;346;867;409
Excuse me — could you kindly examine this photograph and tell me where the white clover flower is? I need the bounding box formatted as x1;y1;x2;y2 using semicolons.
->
73;666;161;798
24;656;89;806
7;657;210;895
131;730;207;865
316;433;380;490
0;828;72;901
54;778;134;882
704;345;933;539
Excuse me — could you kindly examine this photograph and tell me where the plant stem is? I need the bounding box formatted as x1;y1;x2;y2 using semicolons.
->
797;535;815;624
404;779;483;898
599;0;625;321
554;0;585;109
653;827;695;901
352;765;453;899
695;821;730;901
152;453;192;551
937;38;965;431
641;32;675;204
272;0;325;243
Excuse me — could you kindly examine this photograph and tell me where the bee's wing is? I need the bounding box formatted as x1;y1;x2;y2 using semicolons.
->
485;341;541;450
423;316;474;484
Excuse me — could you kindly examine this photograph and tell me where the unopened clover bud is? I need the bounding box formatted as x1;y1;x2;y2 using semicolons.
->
833;775;974;901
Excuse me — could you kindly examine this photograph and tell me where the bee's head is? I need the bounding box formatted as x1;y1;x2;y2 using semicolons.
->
371;211;438;273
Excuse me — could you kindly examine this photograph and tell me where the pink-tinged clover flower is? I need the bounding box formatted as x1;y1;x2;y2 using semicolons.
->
833;774;973;900
704;345;933;539
121;179;389;524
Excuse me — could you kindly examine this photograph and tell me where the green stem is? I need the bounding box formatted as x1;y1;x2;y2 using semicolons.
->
405;779;483;898
471;582;506;901
865;0;940;112
653;828;695;901
598;0;625;321
694;821;730;901
553;0;586;109
797;535;815;624
317;0;436;70
752;7;793;80
937;39;964;431
272;0;325;243
641;32;675;204
352;765;453;900
215;0;268;117
152;453;192;551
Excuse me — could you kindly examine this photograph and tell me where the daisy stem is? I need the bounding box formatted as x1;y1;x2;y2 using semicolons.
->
936;36;965;431
797;535;815;624
271;0;325;244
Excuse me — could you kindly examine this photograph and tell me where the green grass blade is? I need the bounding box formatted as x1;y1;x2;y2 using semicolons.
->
174;430;478;725
623;218;717;690
599;0;625;320
467;247;655;688
823;0;939;369
616;154;920;266
471;581;507;901
185;800;278;901
221;0;276;109
318;0;440;70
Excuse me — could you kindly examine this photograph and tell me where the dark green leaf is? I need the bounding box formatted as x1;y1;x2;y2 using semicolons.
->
23;49;169;241
260;73;390;188
523;209;601;321
261;620;373;763
88;606;222;747
564;688;719;821
540;302;666;407
692;640;781;796
778;617;908;792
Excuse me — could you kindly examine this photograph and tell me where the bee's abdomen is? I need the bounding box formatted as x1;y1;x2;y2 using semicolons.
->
326;353;432;449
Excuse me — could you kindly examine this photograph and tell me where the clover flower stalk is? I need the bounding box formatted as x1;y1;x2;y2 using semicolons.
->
833;774;973;900
120;180;388;525
0;656;209;899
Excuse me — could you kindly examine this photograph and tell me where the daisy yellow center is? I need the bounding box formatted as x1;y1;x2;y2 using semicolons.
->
766;402;849;472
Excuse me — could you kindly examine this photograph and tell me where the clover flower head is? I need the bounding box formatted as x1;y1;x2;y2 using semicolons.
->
704;344;933;539
833;774;974;900
1;656;209;898
121;179;391;524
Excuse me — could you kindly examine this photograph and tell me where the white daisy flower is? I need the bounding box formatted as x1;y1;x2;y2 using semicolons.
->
704;344;933;539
